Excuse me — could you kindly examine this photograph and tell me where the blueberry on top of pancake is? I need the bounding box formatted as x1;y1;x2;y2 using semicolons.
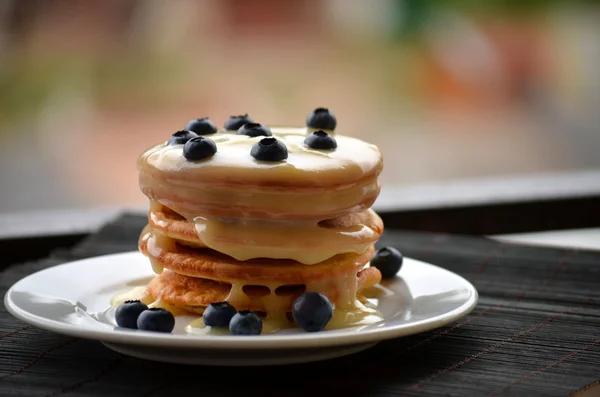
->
304;130;337;150
306;107;337;130
237;123;272;138
251;137;288;161
225;114;254;131
185;118;218;135
168;130;198;145
183;136;217;161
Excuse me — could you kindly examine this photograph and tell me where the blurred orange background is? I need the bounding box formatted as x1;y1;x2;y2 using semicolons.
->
1;0;599;212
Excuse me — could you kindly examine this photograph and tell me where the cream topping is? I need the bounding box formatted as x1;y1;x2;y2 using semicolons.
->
193;214;376;265
146;200;378;264
139;127;382;186
138;127;382;221
145;203;379;265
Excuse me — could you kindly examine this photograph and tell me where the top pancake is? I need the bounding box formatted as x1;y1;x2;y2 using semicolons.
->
138;127;383;220
139;127;382;187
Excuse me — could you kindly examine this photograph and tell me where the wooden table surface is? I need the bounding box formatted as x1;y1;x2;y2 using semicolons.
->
1;171;599;397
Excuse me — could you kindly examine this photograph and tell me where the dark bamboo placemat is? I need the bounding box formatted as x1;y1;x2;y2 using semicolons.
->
1;213;599;397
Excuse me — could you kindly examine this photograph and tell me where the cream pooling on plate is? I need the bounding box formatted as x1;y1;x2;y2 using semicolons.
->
137;126;384;264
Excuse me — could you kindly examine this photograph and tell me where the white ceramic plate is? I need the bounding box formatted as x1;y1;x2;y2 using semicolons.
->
5;252;477;366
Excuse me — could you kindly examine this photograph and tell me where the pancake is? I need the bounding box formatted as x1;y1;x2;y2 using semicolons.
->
139;233;376;284
138;127;383;221
147;201;384;264
146;266;381;315
128;121;388;330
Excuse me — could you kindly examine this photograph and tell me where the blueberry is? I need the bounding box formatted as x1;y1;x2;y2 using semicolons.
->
115;300;148;329
250;138;288;162
229;310;262;335
370;246;403;278
304;130;337;150
203;302;237;327
306;108;337;130
225;114;254;131
292;292;333;332
136;308;175;333
183;136;217;161
185;118;218;135
168;130;198;145
237;122;272;138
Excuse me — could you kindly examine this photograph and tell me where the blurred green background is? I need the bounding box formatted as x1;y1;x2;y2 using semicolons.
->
1;0;599;211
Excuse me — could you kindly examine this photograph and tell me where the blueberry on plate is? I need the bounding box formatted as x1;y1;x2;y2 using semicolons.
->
251;137;288;162
168;130;198;145
306;107;337;130
237;122;272;138
185;118;218;135
203;302;237;327
136;308;175;333
225;114;254;131
229;310;263;335
183;136;217;161
115;300;148;329
292;292;333;332
370;246;403;279
304;130;337;150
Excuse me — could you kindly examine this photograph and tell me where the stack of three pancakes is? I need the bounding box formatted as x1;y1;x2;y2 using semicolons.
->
137;127;384;327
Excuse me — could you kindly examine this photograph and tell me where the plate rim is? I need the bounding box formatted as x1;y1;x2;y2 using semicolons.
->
4;251;478;350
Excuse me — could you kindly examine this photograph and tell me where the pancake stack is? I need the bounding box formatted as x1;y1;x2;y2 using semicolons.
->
137;118;384;327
